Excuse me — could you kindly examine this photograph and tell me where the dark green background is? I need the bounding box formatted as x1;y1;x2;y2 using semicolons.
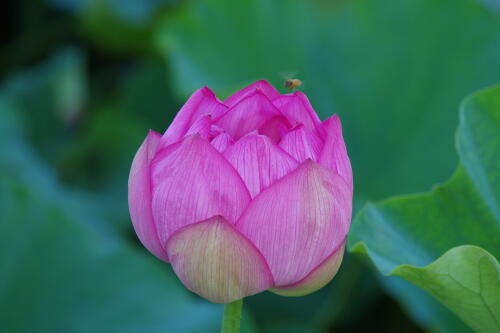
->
1;0;498;332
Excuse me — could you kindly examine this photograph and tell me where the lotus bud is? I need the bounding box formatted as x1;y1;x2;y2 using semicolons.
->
128;80;353;303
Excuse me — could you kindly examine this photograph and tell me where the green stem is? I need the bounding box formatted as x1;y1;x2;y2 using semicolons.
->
221;299;243;333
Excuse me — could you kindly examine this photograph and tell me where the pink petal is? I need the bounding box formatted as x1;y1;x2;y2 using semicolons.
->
279;125;323;163
151;135;251;248
161;87;227;147
270;240;345;296
184;115;213;140
273;92;324;138
224;79;281;107
166;216;274;303
236;160;352;286
319;115;353;190
210;132;235;152
258;115;292;143
128;131;168;261
209;124;224;136
223;134;299;198
215;90;285;140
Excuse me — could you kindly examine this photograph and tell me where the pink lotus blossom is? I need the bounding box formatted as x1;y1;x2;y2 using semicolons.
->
128;80;353;303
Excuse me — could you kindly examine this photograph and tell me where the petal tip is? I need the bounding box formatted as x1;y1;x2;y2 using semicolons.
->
256;78;270;84
200;86;216;98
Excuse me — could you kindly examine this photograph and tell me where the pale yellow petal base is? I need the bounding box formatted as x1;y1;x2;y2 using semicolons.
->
166;216;274;303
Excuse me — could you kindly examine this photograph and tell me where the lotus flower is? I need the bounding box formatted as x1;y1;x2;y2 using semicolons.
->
128;80;353;303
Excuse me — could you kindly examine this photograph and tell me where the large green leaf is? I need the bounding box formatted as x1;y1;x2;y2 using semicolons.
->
349;85;500;332
394;246;500;333
0;101;224;332
155;0;500;202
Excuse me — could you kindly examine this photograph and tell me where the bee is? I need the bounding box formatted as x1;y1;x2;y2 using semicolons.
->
284;78;302;90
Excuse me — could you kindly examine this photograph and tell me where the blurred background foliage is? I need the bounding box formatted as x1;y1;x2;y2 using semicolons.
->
1;0;499;332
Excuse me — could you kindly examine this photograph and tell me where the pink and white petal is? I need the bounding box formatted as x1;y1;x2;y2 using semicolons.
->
258;115;292;143
215;91;284;140
211;132;235;153
151;135;251;247
224;79;281;107
224;134;299;198
166;216;274;303
273;92;324;137
128;131;168;261
279;125;323;163
161;87;227;147
270;240;345;296
319;115;353;190
236;160;352;286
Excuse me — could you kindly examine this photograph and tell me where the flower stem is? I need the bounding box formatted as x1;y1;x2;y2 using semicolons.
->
221;299;243;333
